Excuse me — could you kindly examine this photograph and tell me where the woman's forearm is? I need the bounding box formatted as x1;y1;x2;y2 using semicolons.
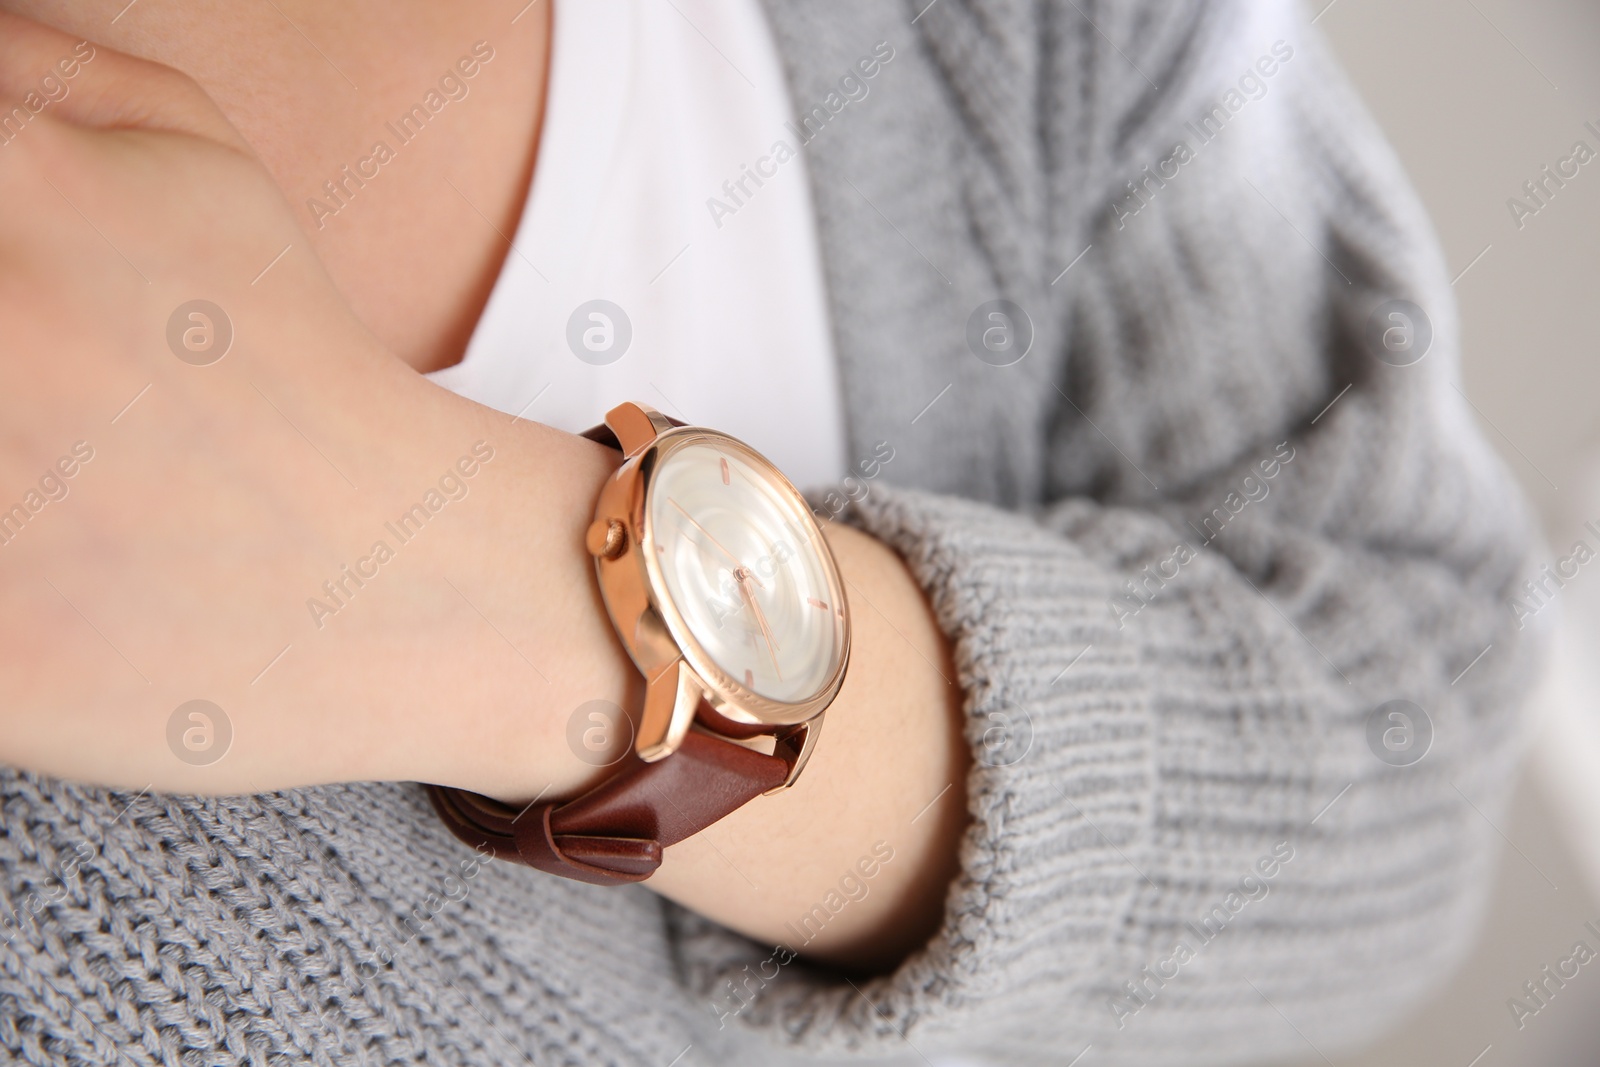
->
648;522;969;970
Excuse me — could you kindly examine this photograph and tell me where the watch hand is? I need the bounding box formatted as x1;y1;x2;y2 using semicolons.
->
736;569;782;680
667;497;765;588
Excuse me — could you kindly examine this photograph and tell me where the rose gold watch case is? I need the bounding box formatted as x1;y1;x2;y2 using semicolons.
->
585;403;851;789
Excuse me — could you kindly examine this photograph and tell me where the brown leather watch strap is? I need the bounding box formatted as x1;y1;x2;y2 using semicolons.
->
426;728;790;886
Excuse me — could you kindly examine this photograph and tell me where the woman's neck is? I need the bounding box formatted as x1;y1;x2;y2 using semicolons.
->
2;0;552;372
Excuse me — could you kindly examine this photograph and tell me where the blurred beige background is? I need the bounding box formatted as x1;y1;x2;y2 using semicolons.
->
1301;0;1600;1064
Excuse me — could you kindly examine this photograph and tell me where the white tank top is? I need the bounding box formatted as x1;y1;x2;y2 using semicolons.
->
428;0;848;490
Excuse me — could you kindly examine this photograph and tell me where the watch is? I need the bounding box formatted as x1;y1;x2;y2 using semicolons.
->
427;402;852;885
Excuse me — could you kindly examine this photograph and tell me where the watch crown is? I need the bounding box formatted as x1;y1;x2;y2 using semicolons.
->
586;518;628;560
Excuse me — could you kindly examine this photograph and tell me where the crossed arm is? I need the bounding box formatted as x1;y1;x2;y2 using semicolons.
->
0;11;967;972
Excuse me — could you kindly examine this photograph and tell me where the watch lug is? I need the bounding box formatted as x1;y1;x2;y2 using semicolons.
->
765;714;824;793
606;402;676;456
636;659;703;762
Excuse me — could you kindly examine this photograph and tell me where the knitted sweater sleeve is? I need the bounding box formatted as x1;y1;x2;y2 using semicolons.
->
673;2;1541;1063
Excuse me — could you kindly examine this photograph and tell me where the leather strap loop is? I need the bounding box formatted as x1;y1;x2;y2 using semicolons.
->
579;412;685;452
426;728;790;886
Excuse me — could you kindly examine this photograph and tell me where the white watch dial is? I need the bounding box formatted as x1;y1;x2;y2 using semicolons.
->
647;439;844;705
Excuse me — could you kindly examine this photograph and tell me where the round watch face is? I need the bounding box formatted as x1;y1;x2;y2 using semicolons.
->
645;436;846;707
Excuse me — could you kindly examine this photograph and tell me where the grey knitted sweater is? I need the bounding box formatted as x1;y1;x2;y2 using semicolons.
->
0;1;1538;1065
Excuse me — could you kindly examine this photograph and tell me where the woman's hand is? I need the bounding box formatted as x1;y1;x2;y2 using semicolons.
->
0;13;630;797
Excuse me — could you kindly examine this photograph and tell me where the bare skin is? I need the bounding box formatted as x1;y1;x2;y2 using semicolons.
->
0;4;967;971
0;0;548;372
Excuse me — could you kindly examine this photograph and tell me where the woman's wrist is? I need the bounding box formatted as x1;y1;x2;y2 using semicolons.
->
307;370;641;802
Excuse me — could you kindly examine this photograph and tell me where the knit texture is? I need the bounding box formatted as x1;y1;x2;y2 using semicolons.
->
1;2;1539;1065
